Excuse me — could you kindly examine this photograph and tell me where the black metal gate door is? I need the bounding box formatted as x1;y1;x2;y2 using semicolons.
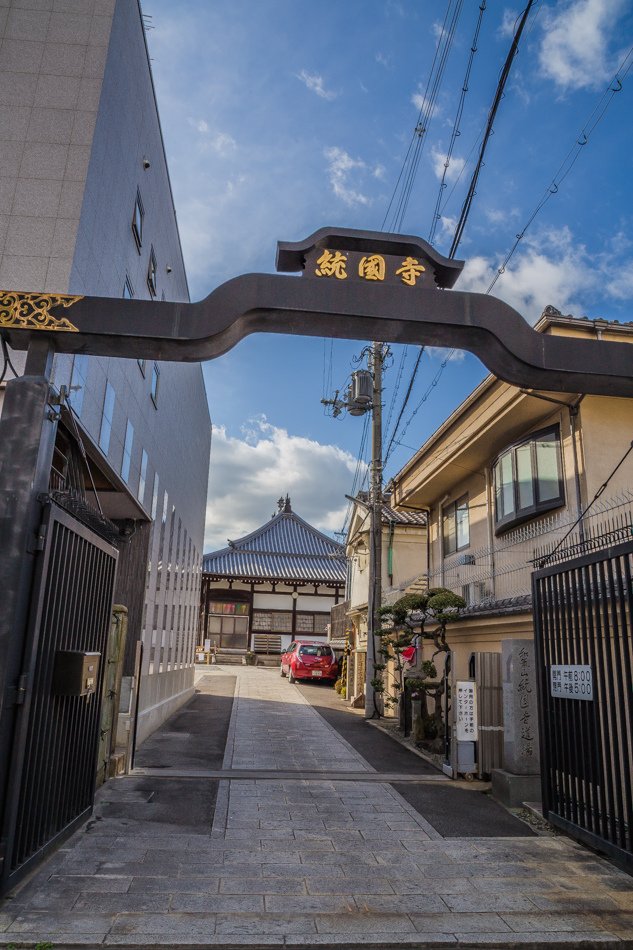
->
0;501;118;894
533;539;633;871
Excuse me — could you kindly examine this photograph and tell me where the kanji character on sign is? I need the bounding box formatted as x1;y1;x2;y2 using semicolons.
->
396;256;425;286
359;254;385;281
315;249;347;280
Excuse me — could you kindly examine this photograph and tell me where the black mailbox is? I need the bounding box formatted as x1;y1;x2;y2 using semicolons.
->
52;651;101;697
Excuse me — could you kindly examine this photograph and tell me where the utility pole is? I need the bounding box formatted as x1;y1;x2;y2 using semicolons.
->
322;341;385;718
365;341;383;719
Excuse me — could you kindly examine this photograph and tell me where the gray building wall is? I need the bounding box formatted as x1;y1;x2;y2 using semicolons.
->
0;0;211;744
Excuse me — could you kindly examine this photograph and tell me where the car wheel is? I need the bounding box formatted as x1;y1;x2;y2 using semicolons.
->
288;668;295;684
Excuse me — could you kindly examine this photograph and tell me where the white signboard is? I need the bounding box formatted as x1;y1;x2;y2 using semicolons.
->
550;664;593;701
456;680;478;741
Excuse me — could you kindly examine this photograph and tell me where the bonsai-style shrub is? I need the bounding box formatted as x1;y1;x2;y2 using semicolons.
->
374;588;465;745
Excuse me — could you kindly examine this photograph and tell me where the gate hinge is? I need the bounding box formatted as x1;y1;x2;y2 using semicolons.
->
14;673;28;705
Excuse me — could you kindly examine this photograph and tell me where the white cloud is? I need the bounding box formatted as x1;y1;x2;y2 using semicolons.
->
323;146;371;207
427;347;465;362
457;226;598;323
436;214;457;243
538;0;625;91
297;69;338;101
430;145;465;183
499;8;519;38
209;131;237;155
607;262;633;300
373;163;386;180
411;91;438;117
375;51;390;68
205;417;363;550
187;119;236;155
485;206;520;225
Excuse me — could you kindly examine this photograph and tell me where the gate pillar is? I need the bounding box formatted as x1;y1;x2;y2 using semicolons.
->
0;341;57;856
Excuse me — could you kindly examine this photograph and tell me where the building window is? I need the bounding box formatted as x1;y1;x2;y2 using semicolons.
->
69;354;89;417
206;600;249;643
138;448;148;503
123;276;134;299
251;610;293;633
147;245;157;296
99;381;115;454
150;362;160;407
296;613;330;634
132;189;144;250
138;358;146;376
442;494;470;556
121;419;134;483
493;425;564;531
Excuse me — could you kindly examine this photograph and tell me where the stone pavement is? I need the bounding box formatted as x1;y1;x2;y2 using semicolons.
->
1;665;632;948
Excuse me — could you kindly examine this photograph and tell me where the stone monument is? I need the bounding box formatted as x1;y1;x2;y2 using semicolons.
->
491;639;541;807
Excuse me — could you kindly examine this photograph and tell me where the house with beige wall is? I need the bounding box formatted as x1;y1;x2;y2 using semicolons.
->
341;492;427;708
389;309;633;687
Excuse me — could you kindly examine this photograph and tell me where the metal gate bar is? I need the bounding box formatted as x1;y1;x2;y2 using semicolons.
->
1;503;117;893
533;539;633;872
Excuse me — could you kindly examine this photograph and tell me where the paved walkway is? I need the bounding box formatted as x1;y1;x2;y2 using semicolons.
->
1;665;632;948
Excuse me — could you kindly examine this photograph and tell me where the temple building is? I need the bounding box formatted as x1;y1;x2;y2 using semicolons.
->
200;497;346;657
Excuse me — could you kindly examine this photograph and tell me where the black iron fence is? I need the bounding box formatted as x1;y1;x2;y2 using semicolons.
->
0;502;118;894
533;537;633;871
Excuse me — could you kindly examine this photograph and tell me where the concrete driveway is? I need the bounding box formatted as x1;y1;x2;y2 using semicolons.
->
1;665;632;948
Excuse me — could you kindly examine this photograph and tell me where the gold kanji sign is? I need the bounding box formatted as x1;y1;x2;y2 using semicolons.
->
315;250;348;280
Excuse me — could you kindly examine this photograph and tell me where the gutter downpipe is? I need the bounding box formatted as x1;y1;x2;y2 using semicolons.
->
570;397;585;541
484;468;496;600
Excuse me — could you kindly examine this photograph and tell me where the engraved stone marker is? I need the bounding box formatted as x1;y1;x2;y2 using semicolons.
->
502;639;540;775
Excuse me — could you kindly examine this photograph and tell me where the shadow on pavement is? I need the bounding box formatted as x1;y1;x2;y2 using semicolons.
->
297;680;534;839
92;673;236;834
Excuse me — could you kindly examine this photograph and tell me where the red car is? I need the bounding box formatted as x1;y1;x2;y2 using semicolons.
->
280;640;338;684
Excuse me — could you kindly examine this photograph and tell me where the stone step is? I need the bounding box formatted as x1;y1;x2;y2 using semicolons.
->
214;653;245;665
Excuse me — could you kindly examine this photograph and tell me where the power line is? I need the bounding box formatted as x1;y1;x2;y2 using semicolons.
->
429;1;487;245
537;439;633;567
449;0;537;259
382;0;464;233
385;349;457;477
487;44;633;294
384;346;409;438
384;346;426;465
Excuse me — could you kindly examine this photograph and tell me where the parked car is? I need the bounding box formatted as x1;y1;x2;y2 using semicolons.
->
280;640;338;684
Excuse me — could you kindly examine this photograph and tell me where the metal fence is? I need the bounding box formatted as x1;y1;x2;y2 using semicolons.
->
532;536;633;871
427;490;633;608
0;502;118;894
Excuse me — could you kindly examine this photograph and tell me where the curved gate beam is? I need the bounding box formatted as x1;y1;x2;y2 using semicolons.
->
1;227;632;396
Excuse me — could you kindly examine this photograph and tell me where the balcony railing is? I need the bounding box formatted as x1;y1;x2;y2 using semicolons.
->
428;490;633;608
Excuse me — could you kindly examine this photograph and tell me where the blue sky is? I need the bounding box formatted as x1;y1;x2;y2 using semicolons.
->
145;0;633;550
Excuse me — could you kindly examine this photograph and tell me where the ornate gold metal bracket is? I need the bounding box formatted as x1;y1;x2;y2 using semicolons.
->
0;291;81;332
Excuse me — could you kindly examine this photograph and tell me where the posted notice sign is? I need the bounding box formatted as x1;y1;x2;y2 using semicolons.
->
456;680;478;741
550;664;593;701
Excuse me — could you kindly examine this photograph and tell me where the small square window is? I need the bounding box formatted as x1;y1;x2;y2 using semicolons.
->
150;362;160;408
123;276;134;299
132;189;144;250
147;246;157;296
137;358;146;376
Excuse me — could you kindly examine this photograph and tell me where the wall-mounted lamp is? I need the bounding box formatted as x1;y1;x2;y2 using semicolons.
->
142;156;151;169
